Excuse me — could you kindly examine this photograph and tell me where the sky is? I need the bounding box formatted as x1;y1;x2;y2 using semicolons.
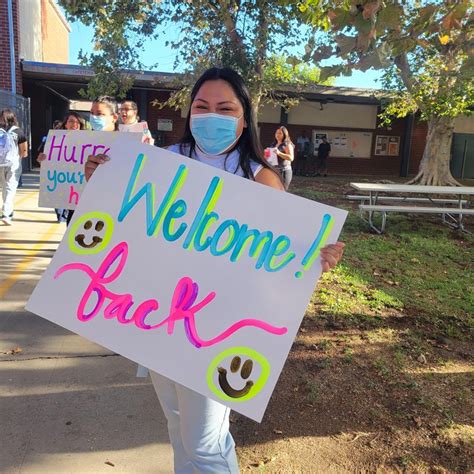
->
69;21;383;90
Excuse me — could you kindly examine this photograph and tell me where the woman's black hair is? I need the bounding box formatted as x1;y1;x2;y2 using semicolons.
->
93;95;118;114
272;126;294;147
60;111;86;130
179;67;281;181
0;109;19;129
92;96;119;130
121;100;138;111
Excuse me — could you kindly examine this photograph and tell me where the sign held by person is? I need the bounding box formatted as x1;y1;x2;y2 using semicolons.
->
38;130;142;210
28;137;347;422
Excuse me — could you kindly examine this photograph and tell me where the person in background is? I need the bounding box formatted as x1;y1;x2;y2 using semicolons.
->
38;112;86;222
84;67;345;473
316;137;331;177
0;109;28;225
271;126;294;190
36;120;61;159
295;130;311;176
38;98;118;226
119;100;154;145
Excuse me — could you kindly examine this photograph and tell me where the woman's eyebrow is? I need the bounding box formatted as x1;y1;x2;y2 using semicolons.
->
194;98;237;105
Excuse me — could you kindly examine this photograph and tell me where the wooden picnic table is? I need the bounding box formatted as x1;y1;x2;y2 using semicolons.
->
349;182;474;233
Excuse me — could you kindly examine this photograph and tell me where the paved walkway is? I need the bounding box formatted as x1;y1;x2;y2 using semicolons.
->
0;172;173;473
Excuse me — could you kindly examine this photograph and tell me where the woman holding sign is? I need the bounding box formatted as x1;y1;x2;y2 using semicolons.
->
39;97;119;225
119;100;154;145
270;126;295;190
37;112;86;223
85;68;344;474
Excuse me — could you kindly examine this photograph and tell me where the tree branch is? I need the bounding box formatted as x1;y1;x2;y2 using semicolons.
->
215;0;245;53
394;52;414;94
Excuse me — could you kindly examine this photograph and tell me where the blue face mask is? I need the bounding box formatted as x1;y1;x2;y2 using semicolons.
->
90;114;109;131
190;113;242;155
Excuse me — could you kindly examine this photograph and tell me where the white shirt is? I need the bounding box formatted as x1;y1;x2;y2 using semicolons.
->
296;136;310;146
167;144;263;178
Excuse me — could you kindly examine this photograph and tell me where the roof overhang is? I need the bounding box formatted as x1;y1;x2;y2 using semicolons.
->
21;61;385;105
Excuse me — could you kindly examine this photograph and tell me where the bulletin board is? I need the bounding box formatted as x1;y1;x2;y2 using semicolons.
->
374;135;401;156
312;130;373;159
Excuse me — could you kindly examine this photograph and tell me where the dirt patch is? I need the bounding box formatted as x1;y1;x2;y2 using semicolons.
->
232;175;473;473
234;323;473;472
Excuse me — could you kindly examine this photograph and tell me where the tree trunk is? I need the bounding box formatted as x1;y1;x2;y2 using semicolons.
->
407;116;461;186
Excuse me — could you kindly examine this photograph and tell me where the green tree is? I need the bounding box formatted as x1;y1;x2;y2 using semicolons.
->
59;0;332;113
301;0;473;186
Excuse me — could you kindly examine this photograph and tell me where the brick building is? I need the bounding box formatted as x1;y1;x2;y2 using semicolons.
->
1;0;69;94
0;0;22;95
0;0;70;170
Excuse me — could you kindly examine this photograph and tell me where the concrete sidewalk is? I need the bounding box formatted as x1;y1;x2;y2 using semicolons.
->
1;172;173;473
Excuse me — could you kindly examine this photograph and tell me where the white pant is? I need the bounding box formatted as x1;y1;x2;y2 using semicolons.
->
1;160;21;218
150;371;239;473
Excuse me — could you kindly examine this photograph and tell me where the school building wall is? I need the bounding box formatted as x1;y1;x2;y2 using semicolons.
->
18;0;43;61
454;115;474;134
20;61;474;177
145;90;187;147
0;0;22;94
122;90;460;177
405;115;474;176
258;101;406;176
40;0;70;63
18;0;70;63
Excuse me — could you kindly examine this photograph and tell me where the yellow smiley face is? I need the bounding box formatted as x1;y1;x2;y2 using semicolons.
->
68;212;114;255
207;347;270;402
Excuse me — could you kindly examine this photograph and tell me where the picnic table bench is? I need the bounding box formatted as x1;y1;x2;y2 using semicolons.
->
349;183;474;233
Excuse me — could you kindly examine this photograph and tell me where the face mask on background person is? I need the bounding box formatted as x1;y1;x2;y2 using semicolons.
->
90;114;110;131
190;113;243;155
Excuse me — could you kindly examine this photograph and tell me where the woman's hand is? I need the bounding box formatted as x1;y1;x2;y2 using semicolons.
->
320;242;345;273
85;154;110;182
143;134;155;145
276;145;294;162
37;153;47;162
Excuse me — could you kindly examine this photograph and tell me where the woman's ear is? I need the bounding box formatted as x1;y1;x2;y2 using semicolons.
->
112;113;119;123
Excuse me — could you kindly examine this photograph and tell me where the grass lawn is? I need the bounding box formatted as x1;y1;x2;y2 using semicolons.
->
234;176;473;473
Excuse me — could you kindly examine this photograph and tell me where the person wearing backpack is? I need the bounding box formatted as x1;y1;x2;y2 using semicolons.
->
0;109;28;225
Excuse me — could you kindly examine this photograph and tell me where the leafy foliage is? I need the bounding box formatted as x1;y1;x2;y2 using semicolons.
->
298;0;473;184
60;0;162;98
300;0;473;124
59;0;333;107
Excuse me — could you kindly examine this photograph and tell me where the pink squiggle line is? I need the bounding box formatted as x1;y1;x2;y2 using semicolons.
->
54;243;288;348
169;277;287;347
184;317;288;348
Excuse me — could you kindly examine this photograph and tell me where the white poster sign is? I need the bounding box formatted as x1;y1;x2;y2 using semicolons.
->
27;138;347;422
38;130;142;210
119;121;149;134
